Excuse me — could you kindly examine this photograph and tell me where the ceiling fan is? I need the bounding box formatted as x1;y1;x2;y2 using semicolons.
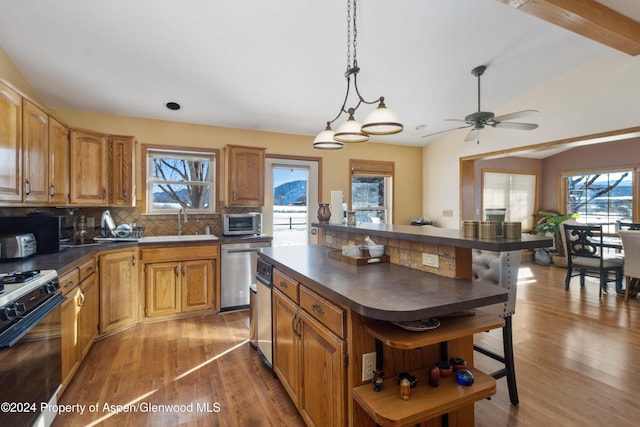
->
422;65;539;143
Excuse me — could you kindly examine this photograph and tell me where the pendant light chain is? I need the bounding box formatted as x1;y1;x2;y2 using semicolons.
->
352;0;358;68
346;0;352;70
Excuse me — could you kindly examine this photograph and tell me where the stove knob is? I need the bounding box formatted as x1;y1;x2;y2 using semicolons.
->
44;284;56;293
13;302;26;313
0;308;8;321
4;307;17;319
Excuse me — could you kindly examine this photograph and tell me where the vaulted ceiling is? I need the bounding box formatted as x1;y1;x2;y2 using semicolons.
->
1;0;639;147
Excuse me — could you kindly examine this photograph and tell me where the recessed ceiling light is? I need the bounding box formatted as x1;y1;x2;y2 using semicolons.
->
166;102;181;111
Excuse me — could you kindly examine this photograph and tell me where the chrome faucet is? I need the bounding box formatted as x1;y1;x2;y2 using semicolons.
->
178;208;188;235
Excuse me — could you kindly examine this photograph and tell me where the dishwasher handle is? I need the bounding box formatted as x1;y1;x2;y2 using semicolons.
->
224;248;263;254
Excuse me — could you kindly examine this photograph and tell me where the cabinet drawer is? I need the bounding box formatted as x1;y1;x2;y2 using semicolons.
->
299;286;344;338
140;244;219;263
78;258;97;281
59;268;80;297
273;269;298;303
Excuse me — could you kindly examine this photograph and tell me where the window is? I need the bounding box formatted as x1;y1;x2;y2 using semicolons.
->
144;146;217;213
562;168;633;232
350;159;394;224
482;170;538;231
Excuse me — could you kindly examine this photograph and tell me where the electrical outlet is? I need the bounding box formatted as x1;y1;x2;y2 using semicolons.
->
362;352;376;381
325;235;333;244
422;253;439;268
442;209;453;217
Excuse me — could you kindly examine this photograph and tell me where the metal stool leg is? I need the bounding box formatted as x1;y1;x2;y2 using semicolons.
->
474;316;519;406
502;316;519;406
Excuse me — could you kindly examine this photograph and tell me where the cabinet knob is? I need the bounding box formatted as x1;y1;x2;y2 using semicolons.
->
131;255;136;266
311;304;325;315
123;187;127;201
24;179;31;196
103;188;107;200
50;183;56;197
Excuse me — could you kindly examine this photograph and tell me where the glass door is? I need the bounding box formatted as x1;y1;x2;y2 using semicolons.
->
264;158;319;246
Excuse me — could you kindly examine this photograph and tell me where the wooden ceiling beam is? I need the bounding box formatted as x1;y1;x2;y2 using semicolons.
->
498;0;640;56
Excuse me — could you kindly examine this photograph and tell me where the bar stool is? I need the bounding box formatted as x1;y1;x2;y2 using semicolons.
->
472;249;520;406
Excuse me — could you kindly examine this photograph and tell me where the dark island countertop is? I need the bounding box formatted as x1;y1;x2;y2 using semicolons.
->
259;245;507;322
314;222;552;252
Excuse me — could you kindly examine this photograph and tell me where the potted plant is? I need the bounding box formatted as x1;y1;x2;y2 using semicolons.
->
534;210;579;266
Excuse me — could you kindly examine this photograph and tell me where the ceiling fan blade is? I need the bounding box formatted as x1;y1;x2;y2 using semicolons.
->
444;118;469;123
465;128;479;142
421;124;472;138
492;110;539;122
493;121;538;130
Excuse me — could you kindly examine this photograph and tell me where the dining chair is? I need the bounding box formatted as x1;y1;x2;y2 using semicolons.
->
472;249;520;405
615;220;640;232
562;224;624;296
618;230;640;301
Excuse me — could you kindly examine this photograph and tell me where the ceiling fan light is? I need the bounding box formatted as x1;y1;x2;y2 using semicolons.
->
361;102;403;135
334;117;369;143
313;126;344;149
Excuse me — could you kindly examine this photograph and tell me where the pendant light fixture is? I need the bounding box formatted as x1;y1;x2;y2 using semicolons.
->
312;0;403;149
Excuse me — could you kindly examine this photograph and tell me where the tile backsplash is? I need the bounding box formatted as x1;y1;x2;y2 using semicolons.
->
0;206;259;238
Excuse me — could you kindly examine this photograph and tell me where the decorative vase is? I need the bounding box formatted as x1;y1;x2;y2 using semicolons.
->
317;203;331;223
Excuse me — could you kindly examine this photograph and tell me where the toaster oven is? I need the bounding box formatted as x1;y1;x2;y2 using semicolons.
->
222;213;262;236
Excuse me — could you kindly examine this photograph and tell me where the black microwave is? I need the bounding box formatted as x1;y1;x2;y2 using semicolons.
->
0;214;71;254
222;213;261;236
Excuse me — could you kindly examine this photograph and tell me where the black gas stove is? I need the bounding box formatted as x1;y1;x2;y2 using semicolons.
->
0;269;41;287
0;269;59;339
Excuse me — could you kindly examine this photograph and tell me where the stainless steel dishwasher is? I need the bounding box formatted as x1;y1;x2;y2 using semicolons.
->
220;241;271;311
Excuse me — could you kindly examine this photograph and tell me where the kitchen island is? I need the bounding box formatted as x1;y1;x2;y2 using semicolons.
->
259;224;551;427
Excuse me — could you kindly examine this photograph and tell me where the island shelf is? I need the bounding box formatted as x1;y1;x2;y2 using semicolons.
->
353;313;504;426
353;366;495;427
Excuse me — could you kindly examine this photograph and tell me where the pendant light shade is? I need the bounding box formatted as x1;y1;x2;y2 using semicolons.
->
313;124;344;149
334;114;369;143
361;98;404;135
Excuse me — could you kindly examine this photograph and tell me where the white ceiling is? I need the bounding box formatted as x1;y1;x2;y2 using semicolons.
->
1;0;639;147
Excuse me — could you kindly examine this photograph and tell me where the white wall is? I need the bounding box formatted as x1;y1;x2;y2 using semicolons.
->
423;50;640;229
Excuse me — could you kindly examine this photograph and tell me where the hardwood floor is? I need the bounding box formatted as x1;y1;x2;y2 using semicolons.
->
55;257;640;427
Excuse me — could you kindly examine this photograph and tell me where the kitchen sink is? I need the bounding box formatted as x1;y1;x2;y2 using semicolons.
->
138;234;219;244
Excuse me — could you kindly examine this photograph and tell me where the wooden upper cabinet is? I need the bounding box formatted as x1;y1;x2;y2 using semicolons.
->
22;100;49;203
109;135;136;206
0;81;23;202
48;117;70;205
70;129;109;205
226;144;265;206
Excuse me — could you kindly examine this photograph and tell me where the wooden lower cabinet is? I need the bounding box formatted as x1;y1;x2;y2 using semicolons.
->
99;248;139;334
273;288;346;427
60;259;99;395
141;244;218;317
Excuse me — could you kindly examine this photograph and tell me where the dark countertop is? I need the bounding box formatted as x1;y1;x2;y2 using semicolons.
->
259;245;507;322
0;234;272;274
314;222;552;251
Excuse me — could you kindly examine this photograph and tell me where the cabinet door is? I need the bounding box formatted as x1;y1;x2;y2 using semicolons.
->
70;129;108;205
181;259;214;312
145;262;181;317
48;117;69;205
109;135;135;206
99;249;139;334
227;145;265;206
22;100;49;203
61;288;81;390
0;82;22;202
273;289;300;404
298;309;346;427
79;272;99;359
